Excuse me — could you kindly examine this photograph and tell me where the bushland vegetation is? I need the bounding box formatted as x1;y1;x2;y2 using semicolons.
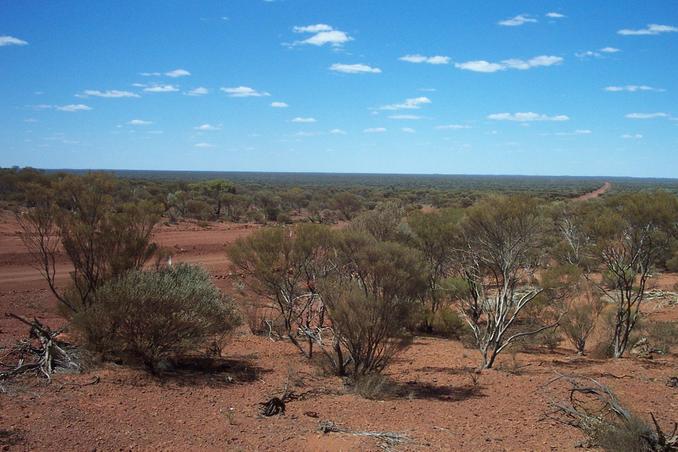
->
3;168;678;449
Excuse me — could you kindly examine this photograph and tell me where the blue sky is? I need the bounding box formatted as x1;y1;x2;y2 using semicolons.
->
1;1;677;177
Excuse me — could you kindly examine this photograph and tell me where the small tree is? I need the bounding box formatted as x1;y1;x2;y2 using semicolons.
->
452;195;556;369
17;173;161;312
561;281;605;355
321;234;426;376
190;179;236;219
331;191;362;220
227;224;333;357
560;191;678;357
407;209;461;331
349;201;404;242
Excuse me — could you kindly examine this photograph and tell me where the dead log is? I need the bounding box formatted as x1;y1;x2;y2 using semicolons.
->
0;313;80;383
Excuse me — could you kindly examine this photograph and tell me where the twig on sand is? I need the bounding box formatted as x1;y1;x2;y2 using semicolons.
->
318;420;409;451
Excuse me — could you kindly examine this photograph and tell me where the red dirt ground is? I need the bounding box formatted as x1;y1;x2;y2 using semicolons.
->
1;211;676;451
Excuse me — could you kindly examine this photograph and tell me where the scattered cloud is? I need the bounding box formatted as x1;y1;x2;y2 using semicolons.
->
546;12;566;18
455;55;562;73
194;142;215;148
621;133;643;139
364;127;386;133
76;89;140;98
221;86;270;97
605;85;664;92
498;14;537;27
293;24;333;33
127;119;152;125
436;124;471;129
292;24;352;47
555;129;592;136
165;68;191;78
141;68;191;77
330;63;381;74
402;127;416;133
618;24;678;36
186;87;209;96
388;114;421;120
625;112;668;119
291;117;317;123
488;112;569;121
194;123;220;131
399;54;450;65
0;35;28;46
143;84;179;93
329;128;347;135
55;104;92;112
575;46;623;58
379;96;431;111
271;101;289;108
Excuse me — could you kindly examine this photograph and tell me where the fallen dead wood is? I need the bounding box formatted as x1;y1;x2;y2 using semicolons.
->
318;420;409;450
545;373;677;451
0;313;80;385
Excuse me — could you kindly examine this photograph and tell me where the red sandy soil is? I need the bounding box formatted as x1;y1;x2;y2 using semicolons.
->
1;211;677;451
575;182;612;201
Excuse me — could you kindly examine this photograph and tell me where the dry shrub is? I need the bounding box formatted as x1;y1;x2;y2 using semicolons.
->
430;305;467;339
644;321;678;355
73;264;240;372
351;373;395;400
561;288;605;354
322;280;415;377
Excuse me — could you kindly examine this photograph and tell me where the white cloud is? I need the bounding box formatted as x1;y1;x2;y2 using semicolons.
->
605;85;664;92
455;55;562;73
76;89;140;98
625;112;668;119
143;84;179;93
165;68;191;78
271;101;289;108
399;54;450;65
621;133;643;139
546;12;566;18
55;104;91;112
186;87;208;96
291;117;317;123
436;124;471;129
194;142;216;148
364;127;386;133
618;24;678;36
0;35;28;46
194;123;220;131
330;63;381;74
388;114;421;120
498;14;537;26
294;131;320;137
221;86;270;97
402;127;416;133
576;47;621;59
292;24;352;47
488;112;569;121
293;24;333;33
329;128;347;135
379;96;431;111
555;129;592;136
127;119;152;125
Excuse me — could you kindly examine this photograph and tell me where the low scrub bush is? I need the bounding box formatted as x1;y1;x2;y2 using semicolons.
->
73;264;240;372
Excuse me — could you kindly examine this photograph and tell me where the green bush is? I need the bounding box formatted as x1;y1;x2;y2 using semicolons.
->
73;264;240;372
431;305;466;339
